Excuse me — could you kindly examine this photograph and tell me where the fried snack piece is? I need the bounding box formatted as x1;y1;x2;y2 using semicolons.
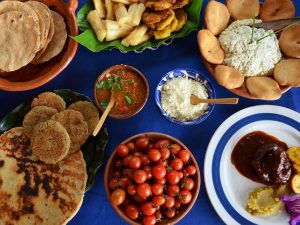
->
226;0;260;20
153;26;172;39
174;9;187;31
52;109;89;153
215;65;244;89
31;120;70;164
274;59;300;87
156;9;175;31
87;10;106;42
205;0;230;35
142;9;171;25
246;77;281;100
197;29;225;64
31;92;66;112
260;0;295;21
279;24;300;59
170;17;178;32
23;106;57;137
287;147;300;164
171;0;190;9
145;0;175;11
68;101;99;136
291;174;300;194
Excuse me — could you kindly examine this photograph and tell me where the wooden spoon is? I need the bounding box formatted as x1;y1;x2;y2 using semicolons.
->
92;93;115;137
190;94;239;105
255;17;300;31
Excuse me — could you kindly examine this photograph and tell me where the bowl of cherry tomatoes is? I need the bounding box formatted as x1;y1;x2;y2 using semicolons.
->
104;132;200;225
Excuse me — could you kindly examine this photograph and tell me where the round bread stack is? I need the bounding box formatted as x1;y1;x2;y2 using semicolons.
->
0;0;67;72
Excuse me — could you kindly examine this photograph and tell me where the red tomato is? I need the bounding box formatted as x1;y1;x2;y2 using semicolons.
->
164;196;175;208
136;137;149;150
178;171;183;180
120;176;130;188
174;200;181;209
157;159;167;167
123;155;133;167
144;166;153;180
109;178;119;190
133;194;147;203
152;195;166;206
111;188;126;206
122;168;133;179
129;156;141;169
137;183;152;198
171;158;183;171
148;149;161;162
170;144;181;155
133;170;147;184
164;208;175;218
155;178;166;185
179;189;192;204
167;184;179;197
181;178;194;190
142;215;156;225
151;183;163;195
127;185;136;195
152;165;166;179
125;205;140;220
154;140;170;150
161;148;170;160
115;160;123;169
178;150;190;162
116;144;129;157
141;202;157;216
167;171;180;184
186;165;197;175
141;155;150;166
126;142;136;152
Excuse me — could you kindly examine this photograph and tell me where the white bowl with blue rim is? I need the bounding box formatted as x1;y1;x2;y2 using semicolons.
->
155;68;215;125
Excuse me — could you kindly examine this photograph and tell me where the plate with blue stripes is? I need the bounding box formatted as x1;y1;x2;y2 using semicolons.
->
204;105;300;225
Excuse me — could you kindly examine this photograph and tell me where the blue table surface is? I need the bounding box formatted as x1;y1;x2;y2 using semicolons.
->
1;0;300;224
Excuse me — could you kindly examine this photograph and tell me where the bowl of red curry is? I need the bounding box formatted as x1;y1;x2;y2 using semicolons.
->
94;65;149;119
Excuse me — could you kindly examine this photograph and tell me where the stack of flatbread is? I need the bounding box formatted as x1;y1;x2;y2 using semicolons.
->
0;0;67;72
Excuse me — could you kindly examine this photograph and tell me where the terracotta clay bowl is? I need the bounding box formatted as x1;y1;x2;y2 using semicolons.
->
94;64;149;120
0;0;78;92
104;132;201;225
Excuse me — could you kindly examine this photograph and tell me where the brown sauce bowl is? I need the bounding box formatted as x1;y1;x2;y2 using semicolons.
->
0;0;78;92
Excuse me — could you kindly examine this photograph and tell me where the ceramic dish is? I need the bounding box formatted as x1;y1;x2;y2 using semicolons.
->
0;0;78;92
155;68;215;125
204;105;300;225
104;132;201;225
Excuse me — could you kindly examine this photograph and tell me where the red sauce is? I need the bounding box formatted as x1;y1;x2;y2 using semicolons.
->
96;68;146;116
231;131;289;185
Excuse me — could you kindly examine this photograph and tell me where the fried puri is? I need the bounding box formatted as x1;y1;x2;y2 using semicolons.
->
31;120;70;164
31;92;66;112
274;59;300;87
68;101;99;135
51;109;89;154
279;24;300;59
174;9;187;31
260;0;295;21
23;106;57;137
246;77;282;100
215;65;244;89
226;0;260;20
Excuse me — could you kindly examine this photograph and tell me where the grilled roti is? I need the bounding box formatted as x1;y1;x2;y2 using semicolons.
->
0;127;87;225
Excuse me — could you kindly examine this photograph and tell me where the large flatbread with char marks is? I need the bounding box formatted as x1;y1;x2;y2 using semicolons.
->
0;127;87;225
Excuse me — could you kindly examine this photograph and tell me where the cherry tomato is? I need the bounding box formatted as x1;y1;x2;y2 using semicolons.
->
115;160;123;169
164;196;175;208
142;215;156;225
141;155;150;166
126;142;136;152
164;208;175;219
155;178;166;185
167;171;180;184
145;143;154;153
116;144;129;157
141;202;157;216
143;166;153;180
122;168;133;179
157;159;167;167
136;137;149;150
181;178;194;190
137;183;152;198
148;149;161;162
154;211;162;221
151;183;163;195
111;188;126;206
174;200;181;209
161;148;170;160
179;189;192;204
129;156;141;169
170;144;181;155
120;176;130;189
152;195;166;206
167;184;179;197
171;158;183;171
152;165;166;179
178;150;190;162
127;185;136;195
178;171;183;180
186;165;197;175
123;155;133;167
125;205;140;220
109;178;119;190
133;170;147;184
113;171;121;178
133;194;147;203
154;140;170;150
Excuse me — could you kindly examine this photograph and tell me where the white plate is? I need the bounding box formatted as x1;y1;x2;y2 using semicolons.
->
204;105;300;225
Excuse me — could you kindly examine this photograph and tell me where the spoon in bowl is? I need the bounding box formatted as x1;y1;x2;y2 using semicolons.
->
190;94;239;105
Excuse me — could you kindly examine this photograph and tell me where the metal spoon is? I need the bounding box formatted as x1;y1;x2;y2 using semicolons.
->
190;94;239;105
255;17;300;31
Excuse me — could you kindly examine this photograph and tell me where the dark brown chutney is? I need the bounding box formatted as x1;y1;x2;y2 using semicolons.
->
231;131;291;185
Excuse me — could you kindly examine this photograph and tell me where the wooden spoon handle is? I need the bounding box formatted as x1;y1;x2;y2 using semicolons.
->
190;95;239;105
92;94;115;137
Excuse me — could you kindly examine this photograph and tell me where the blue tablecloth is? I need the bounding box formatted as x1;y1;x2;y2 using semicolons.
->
0;0;299;224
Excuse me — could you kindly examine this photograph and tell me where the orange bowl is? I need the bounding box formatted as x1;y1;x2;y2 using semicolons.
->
104;132;201;225
0;0;78;92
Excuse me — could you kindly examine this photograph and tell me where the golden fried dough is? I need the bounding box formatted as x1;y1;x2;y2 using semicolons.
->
246;77;282;100
215;65;244;89
31;92;66;112
142;9;171;25
153;26;172;39
171;0;190;9
145;0;175;11
23;106;57;137
274;59;300;87
198;29;225;64
226;0;260;20
156;9;175;31
205;0;230;35
174;9;187;32
170;18;178;32
31;120;70;164
279;24;300;59
52;109;89;154
260;0;295;21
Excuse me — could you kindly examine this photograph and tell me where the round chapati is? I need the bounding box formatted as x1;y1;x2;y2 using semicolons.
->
33;10;67;64
0;11;40;72
0;127;87;225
